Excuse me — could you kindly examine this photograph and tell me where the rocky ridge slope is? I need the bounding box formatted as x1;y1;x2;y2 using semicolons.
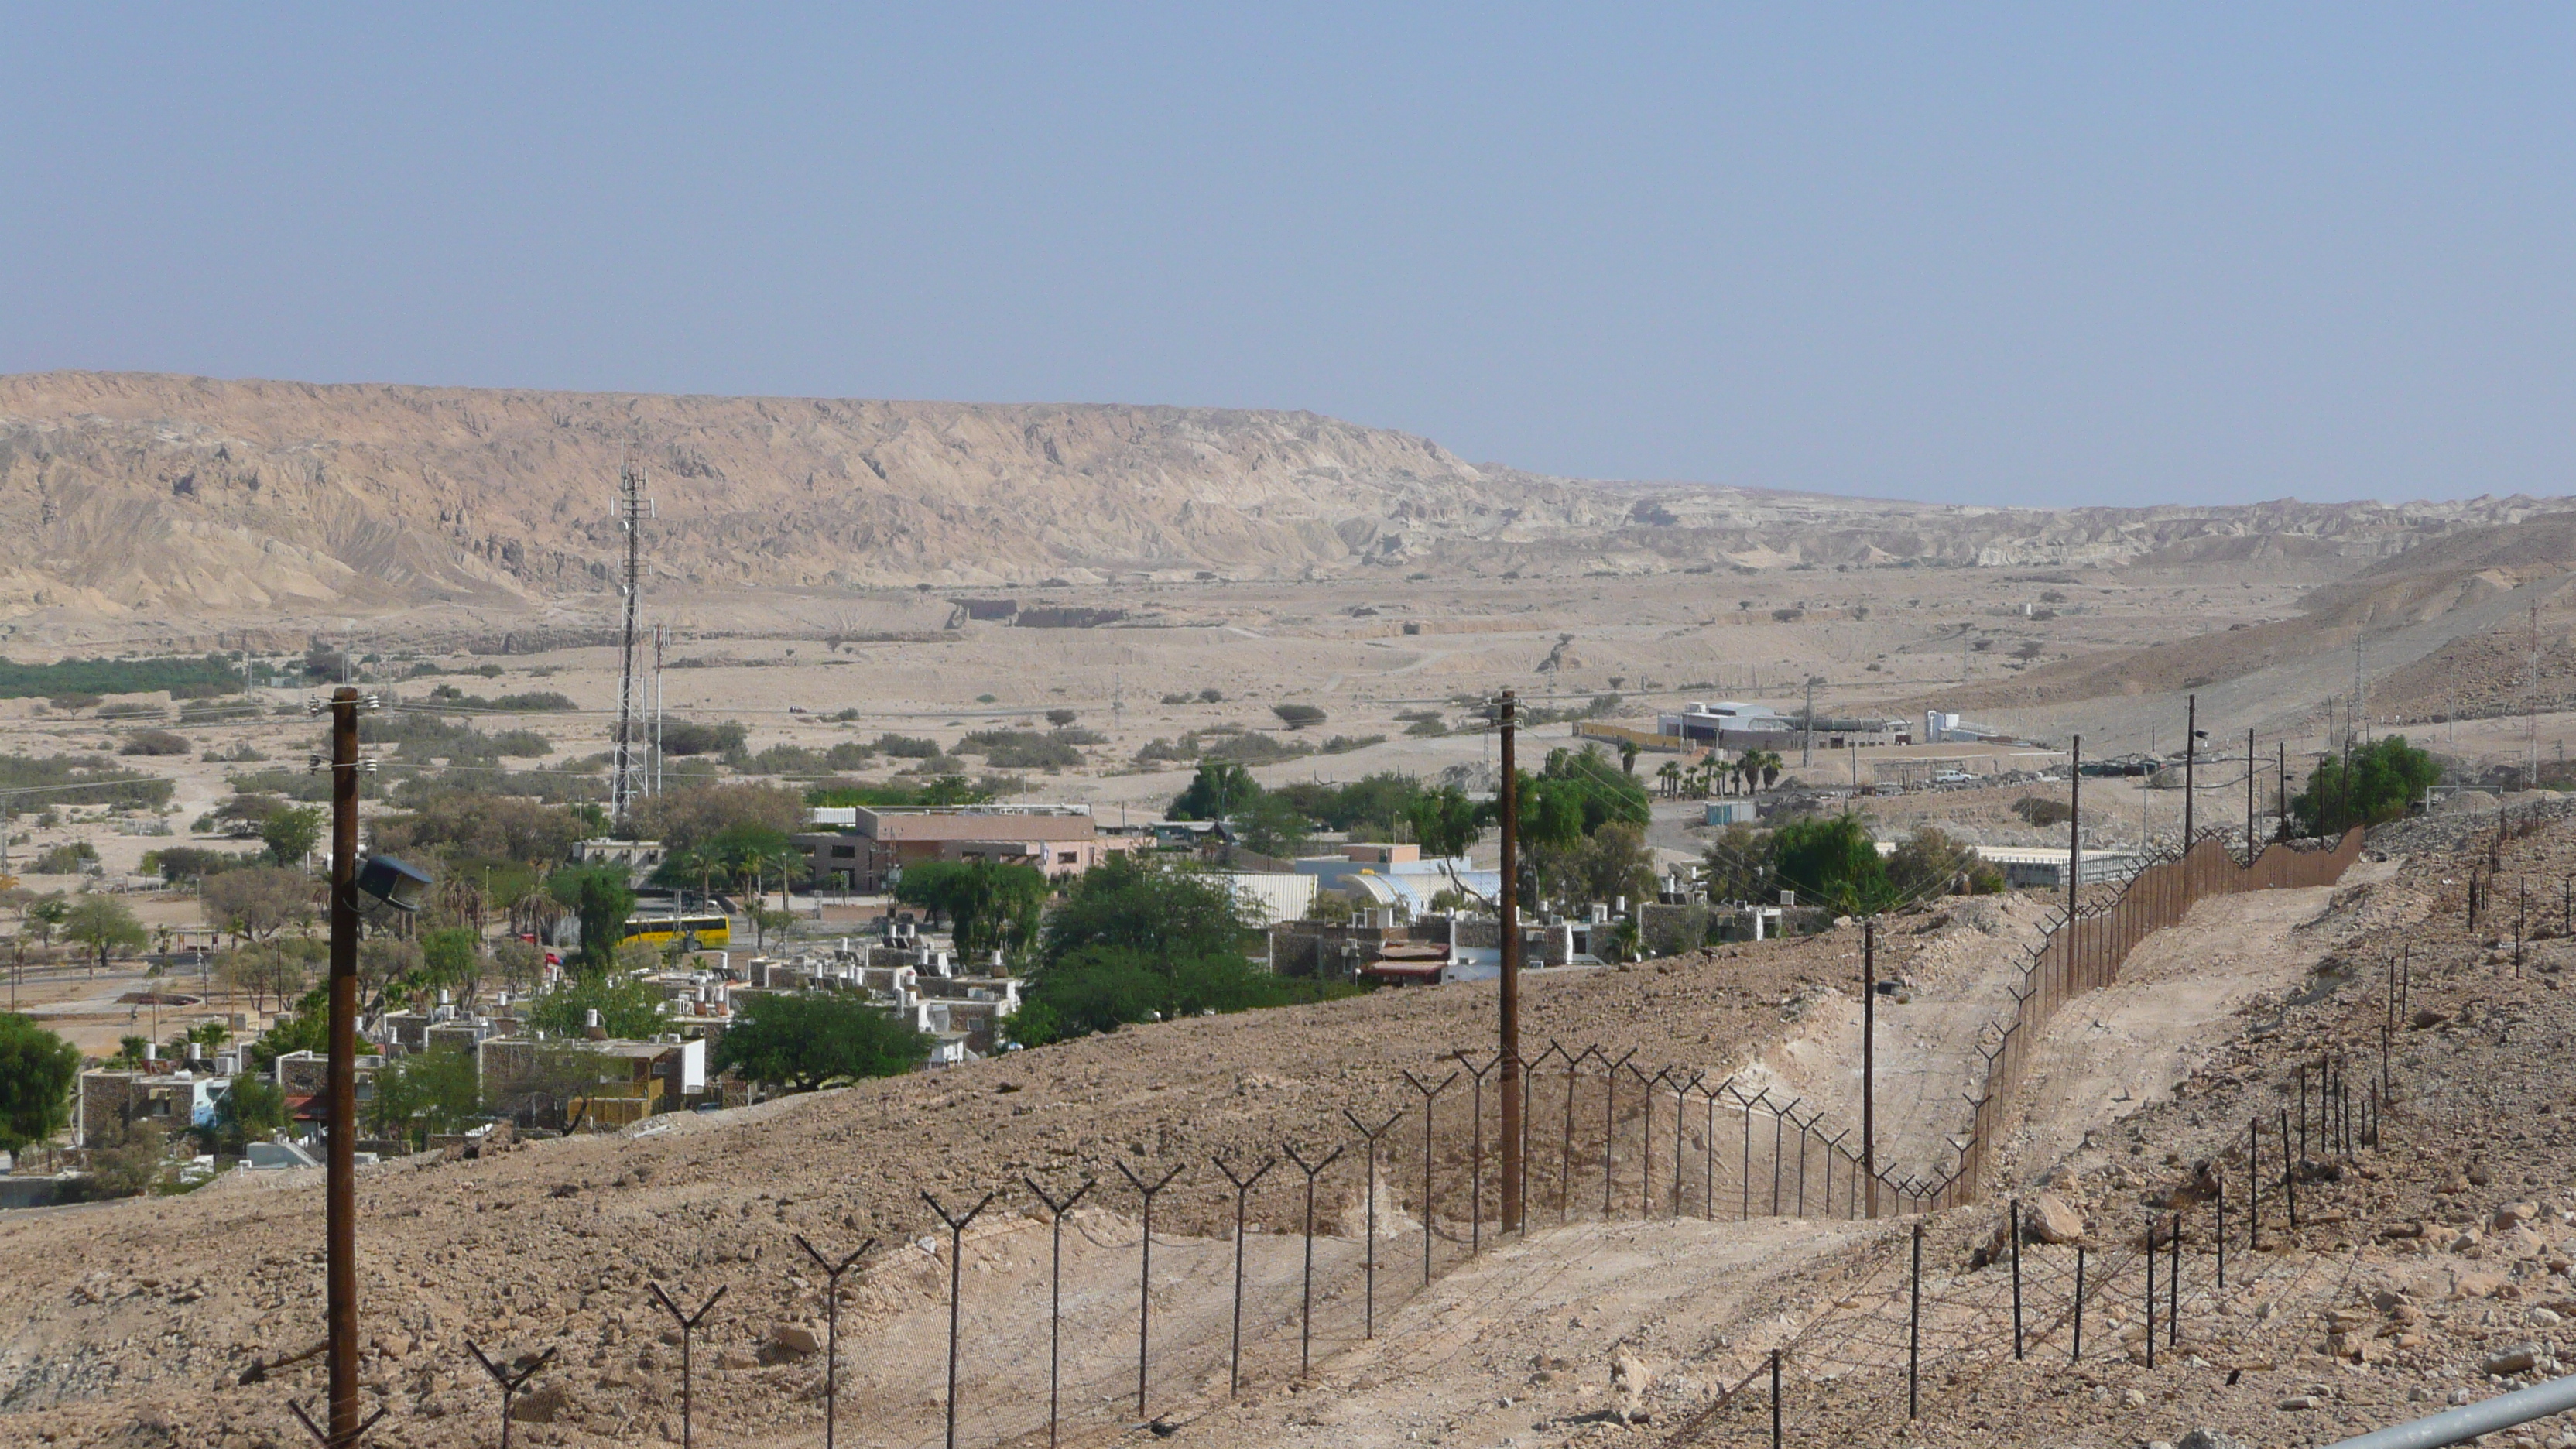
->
3;371;2571;625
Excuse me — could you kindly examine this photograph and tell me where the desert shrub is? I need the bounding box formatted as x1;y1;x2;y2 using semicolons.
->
873;732;942;759
2012;796;2074;827
658;720;749;756
1273;704;1327;729
119;729;191;756
31;842;98;874
954;730;1083;770
0;654;243;702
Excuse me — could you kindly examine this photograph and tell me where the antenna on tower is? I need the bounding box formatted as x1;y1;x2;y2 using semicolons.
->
611;461;653;824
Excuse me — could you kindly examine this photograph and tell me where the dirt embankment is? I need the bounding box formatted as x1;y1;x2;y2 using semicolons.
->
0;927;1897;1448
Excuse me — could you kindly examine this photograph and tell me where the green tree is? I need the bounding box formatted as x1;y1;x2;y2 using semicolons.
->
259;805;326;867
895;860;1050;959
1273;773;1428;838
1537;746;1651;833
1039;853;1255;965
419;925;483;1005
200;865;316;943
1547;820;1656;913
702;822;802;909
23;895;67;950
367;1046;482;1146
547;864;637;974
247;987;330;1073
81;1118;168;1198
1020;855;1351;1040
1167;759;1260;822
1029;944;1328;1037
527;973;668;1040
1001;998;1062;1048
1886;826;2002;899
629;779;805;851
1770;814;1895;914
211;1072;286;1153
714;992;928;1090
0;1014;80;1153
1403;784;1490;859
2293;735;2441;836
1235;791;1313;858
63;896;147;978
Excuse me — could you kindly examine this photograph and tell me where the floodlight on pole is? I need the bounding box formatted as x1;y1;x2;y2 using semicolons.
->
355;856;433;913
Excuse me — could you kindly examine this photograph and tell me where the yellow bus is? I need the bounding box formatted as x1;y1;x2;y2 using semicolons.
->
618;913;731;950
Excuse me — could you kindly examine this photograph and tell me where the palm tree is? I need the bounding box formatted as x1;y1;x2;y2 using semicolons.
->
1656;760;1681;798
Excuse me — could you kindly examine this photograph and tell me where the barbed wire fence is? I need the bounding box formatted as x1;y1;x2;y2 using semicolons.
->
312;824;2382;1445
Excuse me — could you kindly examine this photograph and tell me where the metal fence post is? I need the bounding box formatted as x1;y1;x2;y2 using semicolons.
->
2071;1245;2085;1362
1770;1347;1783;1449
1907;1223;1923;1418
1663;1070;1696;1218
2143;1215;2156;1369
1212;1153;1278;1396
920;1192;994;1449
1454;1050;1496;1254
2280;1108;2298;1230
648;1282;728;1449
1601;1048;1636;1216
2168;1211;2180;1348
464;1341;553;1449
1015;1184;1085;1449
1114;1161;1185;1416
1283;1142;1345;1378
1403;1069;1458;1285
1341;1109;1401;1340
792;1235;877;1449
2009;1198;2023;1359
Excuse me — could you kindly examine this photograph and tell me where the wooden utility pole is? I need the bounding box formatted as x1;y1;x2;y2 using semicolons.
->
1862;916;1877;1218
327;685;361;1443
2183;694;2196;848
1497;690;1523;1233
2068;735;2083;920
609;463;651;824
2246;727;2257;852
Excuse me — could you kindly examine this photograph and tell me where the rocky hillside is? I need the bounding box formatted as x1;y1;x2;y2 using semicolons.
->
3;371;2570;622
0;372;1615;615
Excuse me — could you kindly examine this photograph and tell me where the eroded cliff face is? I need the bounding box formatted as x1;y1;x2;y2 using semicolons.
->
0;371;2560;627
0;371;1619;616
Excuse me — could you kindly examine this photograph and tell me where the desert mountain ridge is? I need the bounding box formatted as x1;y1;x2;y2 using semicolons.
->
0;370;2567;631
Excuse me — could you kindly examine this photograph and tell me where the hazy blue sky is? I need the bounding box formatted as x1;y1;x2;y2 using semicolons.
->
5;6;2571;507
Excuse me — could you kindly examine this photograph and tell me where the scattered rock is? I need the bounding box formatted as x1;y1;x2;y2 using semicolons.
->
2484;1347;2539;1376
2276;1395;2321;1411
766;1324;822;1359
2177;1430;2243;1449
1612;1352;1653;1396
508;1380;574;1423
715;1348;759;1371
2026;1193;2086;1245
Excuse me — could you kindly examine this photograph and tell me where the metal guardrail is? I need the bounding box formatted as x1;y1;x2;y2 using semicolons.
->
2321;1369;2576;1449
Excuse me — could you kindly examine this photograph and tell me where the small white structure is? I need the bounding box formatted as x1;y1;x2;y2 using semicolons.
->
1212;872;1318;928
